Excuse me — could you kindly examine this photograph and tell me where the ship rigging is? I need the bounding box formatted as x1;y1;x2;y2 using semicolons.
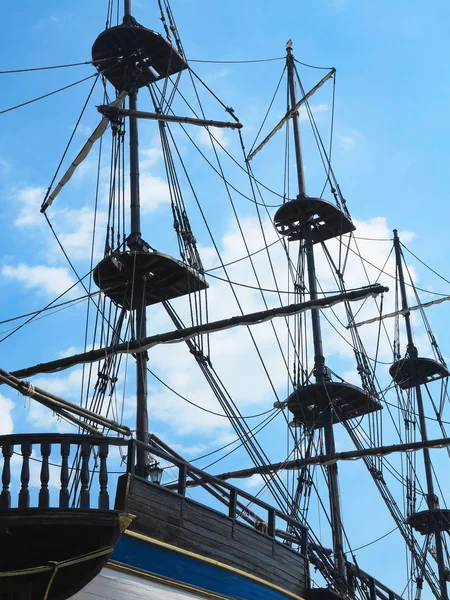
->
1;1;450;599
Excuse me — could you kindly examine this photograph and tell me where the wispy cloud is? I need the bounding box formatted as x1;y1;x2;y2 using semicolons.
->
197;127;230;149
338;134;356;151
0;394;14;434
2;264;76;297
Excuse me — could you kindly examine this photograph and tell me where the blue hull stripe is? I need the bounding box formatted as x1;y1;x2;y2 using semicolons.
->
112;534;301;600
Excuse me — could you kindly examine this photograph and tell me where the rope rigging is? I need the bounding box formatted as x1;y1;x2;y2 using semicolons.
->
5;5;450;596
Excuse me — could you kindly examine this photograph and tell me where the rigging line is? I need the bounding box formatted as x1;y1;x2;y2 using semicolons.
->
188;56;284;64
248;64;287;155
147;365;277;420
43;214;121;342
401;242;450;286
188;68;239;122
294;57;335;70
205;238;282;272
174;120;284;207
0;291;100;326
0;55;122;75
206;251;400;296
0;268;93;344
0;296;94;337
163;105;340;576
43;74;100;203
80;114;104;414
163;122;283;406
202;409;284;471
320;71;336;198
348;246;393;323
345;240;450;297
152;76;290;203
0;61;94;74
346;236;393;242
0;73;97;115
187;69;297;403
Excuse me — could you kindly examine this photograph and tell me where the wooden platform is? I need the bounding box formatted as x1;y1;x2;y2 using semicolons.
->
93;251;208;308
390;357;449;389
92;21;187;91
407;508;450;534
273;197;355;244
287;381;382;429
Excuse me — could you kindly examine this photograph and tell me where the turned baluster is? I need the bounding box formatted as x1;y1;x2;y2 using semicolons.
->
0;442;13;509
38;441;51;508
98;442;109;510
60;439;70;508
18;442;32;508
80;441;91;509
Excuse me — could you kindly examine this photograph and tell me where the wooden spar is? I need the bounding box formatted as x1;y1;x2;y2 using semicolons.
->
0;368;131;436
348;294;450;329
246;68;335;162
97;105;243;130
9;284;388;380
40;92;128;213
207;436;450;483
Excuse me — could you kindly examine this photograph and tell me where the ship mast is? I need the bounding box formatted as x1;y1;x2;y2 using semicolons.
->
286;42;345;577
392;230;449;599
123;0;149;479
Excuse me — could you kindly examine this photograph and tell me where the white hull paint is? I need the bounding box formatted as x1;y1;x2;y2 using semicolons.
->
72;566;211;600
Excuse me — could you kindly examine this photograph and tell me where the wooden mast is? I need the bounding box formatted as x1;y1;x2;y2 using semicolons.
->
124;0;149;479
286;41;346;578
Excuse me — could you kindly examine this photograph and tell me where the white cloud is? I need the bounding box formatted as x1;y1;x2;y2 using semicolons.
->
140;172;171;214
59;346;81;358
141;147;164;168
2;264;76;297
197;127;230;149
14;186;46;227
339;134;356;151
0;158;10;175
0;394;14;434
246;474;264;490
55;206;107;261
299;103;328;122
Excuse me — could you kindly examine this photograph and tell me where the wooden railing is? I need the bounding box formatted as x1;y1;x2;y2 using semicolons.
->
0;434;130;511
0;434;308;556
131;439;309;556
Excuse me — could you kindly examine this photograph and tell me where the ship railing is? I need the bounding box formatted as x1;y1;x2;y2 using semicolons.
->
129;438;309;557
0;433;308;557
0;433;129;512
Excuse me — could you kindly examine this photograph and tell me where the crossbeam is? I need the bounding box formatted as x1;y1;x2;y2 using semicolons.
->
8;284;387;380
97;105;243;130
246;68;335;162
209;435;450;482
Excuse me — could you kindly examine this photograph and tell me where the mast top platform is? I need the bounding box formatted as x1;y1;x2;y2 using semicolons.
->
287;381;382;429
93;251;208;309
407;508;450;535
390;356;449;390
273;196;355;244
92;19;187;91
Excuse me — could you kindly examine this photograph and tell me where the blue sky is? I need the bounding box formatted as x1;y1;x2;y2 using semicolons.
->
1;0;450;597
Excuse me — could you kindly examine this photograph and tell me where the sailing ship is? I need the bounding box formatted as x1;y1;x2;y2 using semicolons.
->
1;1;450;599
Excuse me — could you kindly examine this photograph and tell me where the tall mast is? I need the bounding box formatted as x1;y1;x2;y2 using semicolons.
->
286;42;345;577
125;0;149;478
393;230;448;598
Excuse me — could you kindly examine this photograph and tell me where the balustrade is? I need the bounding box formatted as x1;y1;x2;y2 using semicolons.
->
0;434;308;557
0;434;130;511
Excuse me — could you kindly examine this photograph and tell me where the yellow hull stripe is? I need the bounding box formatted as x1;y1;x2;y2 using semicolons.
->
123;529;305;600
107;560;233;600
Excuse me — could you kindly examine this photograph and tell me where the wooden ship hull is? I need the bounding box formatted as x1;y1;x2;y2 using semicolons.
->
0;435;308;600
